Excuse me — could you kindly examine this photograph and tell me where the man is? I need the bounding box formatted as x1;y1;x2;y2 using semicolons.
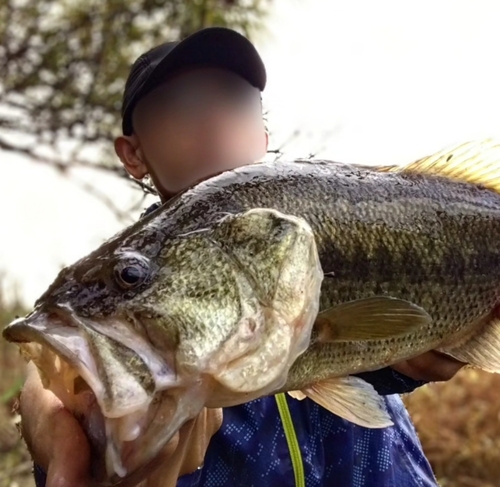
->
22;27;465;487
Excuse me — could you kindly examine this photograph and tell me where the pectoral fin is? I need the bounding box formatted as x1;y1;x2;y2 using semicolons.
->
372;139;500;194
315;296;431;342
288;376;393;428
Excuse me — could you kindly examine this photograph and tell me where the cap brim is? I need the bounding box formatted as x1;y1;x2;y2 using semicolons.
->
144;27;266;99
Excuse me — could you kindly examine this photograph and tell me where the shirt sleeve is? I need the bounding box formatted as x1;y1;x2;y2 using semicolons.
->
33;463;47;487
354;367;427;395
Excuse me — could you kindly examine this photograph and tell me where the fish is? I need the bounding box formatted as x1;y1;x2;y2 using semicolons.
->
5;138;500;486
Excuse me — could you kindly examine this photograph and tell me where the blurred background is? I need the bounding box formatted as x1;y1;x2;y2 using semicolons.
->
2;0;500;486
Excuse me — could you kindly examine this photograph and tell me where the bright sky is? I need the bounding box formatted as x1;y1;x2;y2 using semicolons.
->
3;0;500;305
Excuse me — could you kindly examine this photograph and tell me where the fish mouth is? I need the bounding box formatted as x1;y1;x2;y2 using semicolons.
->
3;306;208;486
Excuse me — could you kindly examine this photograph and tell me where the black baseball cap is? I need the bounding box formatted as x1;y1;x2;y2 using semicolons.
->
121;27;267;135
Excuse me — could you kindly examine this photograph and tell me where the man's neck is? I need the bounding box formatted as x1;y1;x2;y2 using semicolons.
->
156;160;256;203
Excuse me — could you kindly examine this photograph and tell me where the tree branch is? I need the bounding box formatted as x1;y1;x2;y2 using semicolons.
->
68;174;135;224
0;135;157;197
0;0;272;217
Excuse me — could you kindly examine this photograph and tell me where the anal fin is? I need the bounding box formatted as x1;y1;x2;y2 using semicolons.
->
440;317;500;373
287;390;307;401
287;376;393;429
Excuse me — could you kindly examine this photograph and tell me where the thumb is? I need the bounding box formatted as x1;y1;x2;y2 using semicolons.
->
46;408;91;487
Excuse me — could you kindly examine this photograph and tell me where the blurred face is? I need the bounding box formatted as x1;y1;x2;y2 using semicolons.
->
120;67;267;197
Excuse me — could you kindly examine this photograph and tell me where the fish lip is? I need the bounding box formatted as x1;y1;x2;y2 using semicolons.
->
4;307;100;395
3;306;70;346
3;303;79;343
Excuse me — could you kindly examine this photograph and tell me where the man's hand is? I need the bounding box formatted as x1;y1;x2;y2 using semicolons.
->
391;350;466;382
355;350;468;395
20;362;91;487
20;362;222;487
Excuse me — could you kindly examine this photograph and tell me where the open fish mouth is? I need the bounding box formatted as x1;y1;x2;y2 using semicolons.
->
2;209;326;485
3;291;323;484
3;307;207;485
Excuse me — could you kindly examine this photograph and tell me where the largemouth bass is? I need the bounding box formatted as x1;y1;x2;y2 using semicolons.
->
5;139;500;486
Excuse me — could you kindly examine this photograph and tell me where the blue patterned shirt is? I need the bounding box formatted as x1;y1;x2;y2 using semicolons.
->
176;394;437;487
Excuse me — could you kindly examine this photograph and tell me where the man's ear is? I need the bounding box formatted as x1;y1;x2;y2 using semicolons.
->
114;135;148;179
252;129;269;162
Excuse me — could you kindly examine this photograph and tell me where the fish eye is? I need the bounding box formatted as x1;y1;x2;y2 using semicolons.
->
114;258;149;289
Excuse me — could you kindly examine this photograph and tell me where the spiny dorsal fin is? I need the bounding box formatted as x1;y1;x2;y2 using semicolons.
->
372;139;500;193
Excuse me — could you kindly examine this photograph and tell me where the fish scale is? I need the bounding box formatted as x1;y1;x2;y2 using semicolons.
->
6;140;500;486
153;157;500;393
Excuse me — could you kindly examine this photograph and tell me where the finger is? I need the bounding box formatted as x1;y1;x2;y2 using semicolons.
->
145;409;223;486
392;351;466;382
178;409;222;475
19;364;63;468
117;431;182;487
46;408;91;487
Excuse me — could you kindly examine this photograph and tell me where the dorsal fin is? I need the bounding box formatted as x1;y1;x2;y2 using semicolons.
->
370;139;500;193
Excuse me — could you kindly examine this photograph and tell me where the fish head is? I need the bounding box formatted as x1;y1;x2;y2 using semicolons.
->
3;208;323;485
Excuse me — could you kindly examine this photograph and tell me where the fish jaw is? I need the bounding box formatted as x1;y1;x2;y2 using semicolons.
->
2;309;209;485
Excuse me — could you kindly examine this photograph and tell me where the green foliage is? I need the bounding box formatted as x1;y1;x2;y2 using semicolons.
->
0;284;33;487
0;0;272;173
0;284;26;403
